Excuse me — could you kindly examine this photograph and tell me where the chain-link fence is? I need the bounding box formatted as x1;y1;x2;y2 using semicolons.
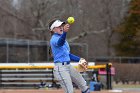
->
0;38;139;63
0;38;88;63
89;57;140;63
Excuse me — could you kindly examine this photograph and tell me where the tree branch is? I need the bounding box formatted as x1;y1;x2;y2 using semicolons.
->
0;5;32;27
68;27;109;42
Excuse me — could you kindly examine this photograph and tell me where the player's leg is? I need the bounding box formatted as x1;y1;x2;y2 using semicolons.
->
69;65;90;93
53;65;74;93
81;88;90;93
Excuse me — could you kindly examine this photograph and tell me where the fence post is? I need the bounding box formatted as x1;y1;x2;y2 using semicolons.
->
106;63;112;90
27;40;30;63
0;69;2;88
6;40;9;63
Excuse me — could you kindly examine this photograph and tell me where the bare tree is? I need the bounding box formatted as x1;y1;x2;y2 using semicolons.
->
67;0;129;57
0;0;130;59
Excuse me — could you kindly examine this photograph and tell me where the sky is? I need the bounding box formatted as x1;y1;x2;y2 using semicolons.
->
12;0;21;10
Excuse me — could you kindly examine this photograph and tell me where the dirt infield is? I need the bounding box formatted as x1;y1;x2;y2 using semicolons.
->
0;89;139;93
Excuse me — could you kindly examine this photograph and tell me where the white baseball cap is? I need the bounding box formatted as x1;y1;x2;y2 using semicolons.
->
49;20;65;31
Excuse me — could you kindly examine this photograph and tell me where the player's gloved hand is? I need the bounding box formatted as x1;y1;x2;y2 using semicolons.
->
77;58;88;72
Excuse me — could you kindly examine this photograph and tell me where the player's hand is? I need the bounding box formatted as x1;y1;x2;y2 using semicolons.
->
63;24;70;32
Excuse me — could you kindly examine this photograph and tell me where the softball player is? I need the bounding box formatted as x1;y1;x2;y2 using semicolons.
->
49;19;90;93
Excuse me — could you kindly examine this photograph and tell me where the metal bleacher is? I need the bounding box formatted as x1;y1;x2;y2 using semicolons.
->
0;69;55;88
0;63;95;89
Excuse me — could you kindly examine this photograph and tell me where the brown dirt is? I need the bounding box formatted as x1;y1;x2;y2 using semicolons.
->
0;89;139;93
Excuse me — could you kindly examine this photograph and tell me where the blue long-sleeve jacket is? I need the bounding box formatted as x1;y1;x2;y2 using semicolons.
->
50;32;80;63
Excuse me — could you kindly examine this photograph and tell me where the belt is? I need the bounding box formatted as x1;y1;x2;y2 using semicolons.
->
55;61;70;65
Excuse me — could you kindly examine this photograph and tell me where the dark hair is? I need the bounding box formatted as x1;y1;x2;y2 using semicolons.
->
48;19;56;60
48;19;56;31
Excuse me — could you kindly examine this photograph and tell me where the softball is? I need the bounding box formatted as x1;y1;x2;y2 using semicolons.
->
67;17;75;24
